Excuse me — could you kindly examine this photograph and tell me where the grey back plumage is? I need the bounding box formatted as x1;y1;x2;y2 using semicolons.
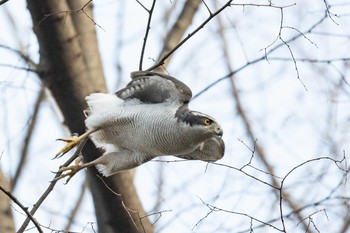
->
116;71;192;104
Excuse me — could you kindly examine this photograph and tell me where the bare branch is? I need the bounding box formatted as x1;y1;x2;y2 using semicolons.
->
18;139;87;232
0;44;38;72
205;156;348;232
96;175;145;233
0;185;43;233
152;161;165;222
322;0;339;25
280;36;307;90
64;180;87;231
36;0;105;31
282;26;318;48
139;0;157;71
135;0;149;12
278;155;348;231
146;0;234;71
154;0;202;71
195;196;284;232
265;57;350;63
215;10;312;231
237;138;257;169
193;11;329;99
141;209;172;225
201;0;212;15
212;162;280;190
11;87;45;189
258;6;307;90
0;64;37;73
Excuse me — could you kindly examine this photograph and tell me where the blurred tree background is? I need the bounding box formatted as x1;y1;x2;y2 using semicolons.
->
0;0;349;232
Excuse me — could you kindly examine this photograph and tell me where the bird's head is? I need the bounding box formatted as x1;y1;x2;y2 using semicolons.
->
176;109;223;139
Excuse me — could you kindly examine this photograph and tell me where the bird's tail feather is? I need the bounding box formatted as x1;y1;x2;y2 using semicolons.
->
85;93;122;115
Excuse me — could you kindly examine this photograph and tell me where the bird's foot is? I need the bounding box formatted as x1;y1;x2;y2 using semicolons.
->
52;163;84;184
54;134;82;159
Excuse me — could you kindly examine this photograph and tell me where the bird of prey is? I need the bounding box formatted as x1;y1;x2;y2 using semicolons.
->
55;71;224;182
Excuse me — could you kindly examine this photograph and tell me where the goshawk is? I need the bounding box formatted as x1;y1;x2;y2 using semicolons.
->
55;71;224;181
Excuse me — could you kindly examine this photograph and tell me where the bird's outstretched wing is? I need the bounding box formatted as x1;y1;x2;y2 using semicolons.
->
176;135;225;162
116;71;192;104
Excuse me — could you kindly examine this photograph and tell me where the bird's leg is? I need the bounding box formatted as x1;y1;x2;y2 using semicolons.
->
54;128;98;159
53;159;99;183
54;152;153;183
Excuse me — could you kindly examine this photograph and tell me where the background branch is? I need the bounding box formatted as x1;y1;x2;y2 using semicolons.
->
138;0;157;71
18;139;86;232
193;11;329;99
146;0;234;71
64;180;88;231
1;1;349;232
154;0;202;72
215;10;312;232
0;185;43;233
11;87;45;190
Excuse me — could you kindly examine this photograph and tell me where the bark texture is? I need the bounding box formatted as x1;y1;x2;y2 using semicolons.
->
26;1;153;232
0;168;15;233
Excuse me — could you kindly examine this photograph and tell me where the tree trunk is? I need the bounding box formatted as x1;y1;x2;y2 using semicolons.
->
0;167;15;233
26;1;153;232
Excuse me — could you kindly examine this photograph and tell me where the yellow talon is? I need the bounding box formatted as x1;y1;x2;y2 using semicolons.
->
54;135;81;159
53;164;83;183
53;157;98;183
54;129;97;159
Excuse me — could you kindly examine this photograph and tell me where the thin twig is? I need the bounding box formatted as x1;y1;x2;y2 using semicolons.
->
195;196;284;232
146;1;296;71
36;0;105;31
135;0;148;12
193;12;329;99
322;0;339;25
0;64;37;73
64;180;87;231
203;156;348;233
138;0;157;71
278;155;348;231
0;185;43;233
18;139;87;232
0;44;39;71
146;0;234;71
12;87;45;189
154;0;202;71
215;10;311;231
141;209;172;225
265;57;350;63
212;162;280;190
96;175;143;232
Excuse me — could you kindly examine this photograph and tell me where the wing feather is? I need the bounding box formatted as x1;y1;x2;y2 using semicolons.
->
116;71;192;104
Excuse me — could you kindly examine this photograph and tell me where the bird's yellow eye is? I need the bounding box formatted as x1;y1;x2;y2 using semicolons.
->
203;118;211;126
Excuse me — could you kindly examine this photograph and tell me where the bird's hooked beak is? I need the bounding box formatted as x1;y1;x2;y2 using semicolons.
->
214;124;223;137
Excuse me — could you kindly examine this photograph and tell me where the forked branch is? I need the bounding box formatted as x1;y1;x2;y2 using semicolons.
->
146;0;234;71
